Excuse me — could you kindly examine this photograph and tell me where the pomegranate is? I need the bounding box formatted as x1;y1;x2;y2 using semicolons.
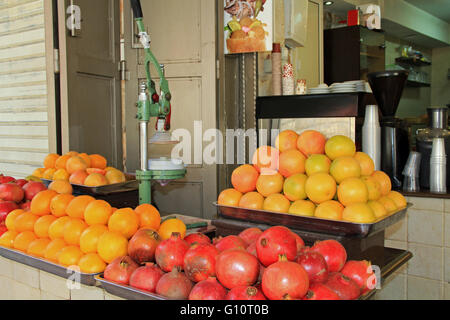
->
298;246;311;255
15;179;28;188
325;272;361;300
104;256;139;285
156;267;193;299
246;241;257;256
226;286;267;300
213;235;247;252
290;232;305;254
297;251;328;284
261;255;309;300
341;260;377;294
22;181;47;201
129;263;164;293
216;248;259;289
256;226;297;267
20;201;31;211
311;240;347;272
0;176;15;184
128;229;161;264
184;233;211;246
188;277;227;300
238;227;263;246
258;263;266;282
155;232;189;272
0;201;19;222
184;243;219;282
0;183;24;203
304;283;341;300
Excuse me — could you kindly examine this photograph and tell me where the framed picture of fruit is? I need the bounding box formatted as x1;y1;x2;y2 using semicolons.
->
224;0;273;54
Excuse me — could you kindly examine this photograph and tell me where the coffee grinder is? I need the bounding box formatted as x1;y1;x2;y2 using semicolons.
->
368;70;410;190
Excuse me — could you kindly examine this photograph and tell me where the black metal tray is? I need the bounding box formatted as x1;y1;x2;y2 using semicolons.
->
0;246;100;286
215;203;411;238
41;177;138;196
96;275;168;300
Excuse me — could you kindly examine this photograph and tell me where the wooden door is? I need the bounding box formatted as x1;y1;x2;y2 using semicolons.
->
58;0;122;167
123;0;217;219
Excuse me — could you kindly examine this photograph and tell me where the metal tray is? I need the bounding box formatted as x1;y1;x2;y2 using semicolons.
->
215;203;411;238
0;246;100;286
96;275;169;300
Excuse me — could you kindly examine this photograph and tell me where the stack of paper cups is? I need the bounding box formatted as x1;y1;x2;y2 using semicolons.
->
272;43;282;96
430;138;447;193
362;105;381;171
282;63;294;95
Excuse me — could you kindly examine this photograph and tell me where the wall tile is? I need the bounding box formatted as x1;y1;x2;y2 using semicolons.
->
444;199;450;213
39;271;71;300
445;213;450;247
104;292;125;300
71;285;104;300
408;197;444;212
0;276;15;300
445;282;450;300
12;281;41;300
385;218;407;241
407;243;443;281
375;273;406;300
0;257;14;279
407;209;443;246
40;291;67;300
445;247;450;283
407;275;443;300
12;262;40;288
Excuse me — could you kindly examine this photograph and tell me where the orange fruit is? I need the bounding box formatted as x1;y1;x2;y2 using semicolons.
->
63;218;88;246
44;238;67;262
66;195;95;219
14;212;39;233
354;152;375;176
378;196;398;214
252;146;280;175
14;231;37;252
84;200;112;226
238;192;265;210
387;191;407;209
361;176;382;201
78;253;106;274
330;157;361;184
48;180;73;195
263;193;291;213
65;151;79;157
279;149;306;178
342;203;376;223
78;153;92;168
305;154;332;176
97;231;128;263
297;130;327;157
367;200;388;219
86;168;107;175
108;208;139;239
5;209;26;232
134;204;161;230
0;231;19;248
371;171;392;196
34;215;57;238
231;164;259;193
217;188;243;207
288;200;316;217
69;170;89;185
48;216;71;240
283;173;307;201
325;135;356;160
84;173;108;187
27;238;51;258
105;170;126;184
337;178;369;207
305;173;337;204
58;245;84;267
79;225;108;254
314;200;344;220
256;172;284;197
53;169;70;181
50;194;75;217
44;154;60;169
89;154;107;170
30;190;58;216
66;156;88;175
158;218;187;240
55;155;71;170
275;130;299;152
42;168;57;180
32;168;45;178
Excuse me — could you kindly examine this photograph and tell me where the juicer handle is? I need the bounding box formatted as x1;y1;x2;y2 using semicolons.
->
130;0;143;19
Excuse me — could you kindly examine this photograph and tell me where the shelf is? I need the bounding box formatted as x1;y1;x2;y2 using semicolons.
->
406;80;431;88
395;56;431;67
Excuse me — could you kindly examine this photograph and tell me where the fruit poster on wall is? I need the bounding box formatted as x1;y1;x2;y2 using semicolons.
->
224;0;273;54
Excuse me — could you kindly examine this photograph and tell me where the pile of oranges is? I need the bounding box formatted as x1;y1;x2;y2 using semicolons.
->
218;130;407;224
0;187;187;274
31;151;127;187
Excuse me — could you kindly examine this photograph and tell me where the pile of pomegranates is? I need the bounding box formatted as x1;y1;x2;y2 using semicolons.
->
102;224;378;300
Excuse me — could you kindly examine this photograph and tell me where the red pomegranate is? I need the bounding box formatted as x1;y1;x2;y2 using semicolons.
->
188;277;227;300
290;232;305;254
256;226;297;267
155;232;189;272
156;268;193;299
0;201;19;222
226;286;267;300
246;241;257;256
304;283;341;300
298;246;311;255
341;260;377;294
184;233;211;246
22;181;47;201
0;176;15;184
325;272;361;300
104;256;139;285
184;243;219;282
20;201;31;211
238;227;263;246
128;228;161;264
297;251;328;284
15;179;28;188
311;240;347;272
129;263;164;293
0;183;24;203
261;255;309;300
214;235;247;252
258;263;266;282
216;248;259;289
